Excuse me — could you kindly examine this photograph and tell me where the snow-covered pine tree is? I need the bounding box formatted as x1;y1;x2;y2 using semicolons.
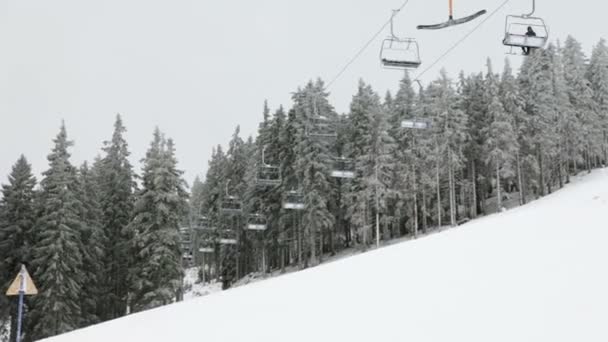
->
30;123;85;340
96;114;136;320
587;38;608;164
129;129;187;312
500;58;530;204
77;162;106;327
0;155;37;342
483;59;518;210
427;69;468;226
549;42;576;188
293;80;335;266
518;47;557;197
562;36;601;172
345;80;394;246
459;71;487;216
389;73;419;237
277;107;300;268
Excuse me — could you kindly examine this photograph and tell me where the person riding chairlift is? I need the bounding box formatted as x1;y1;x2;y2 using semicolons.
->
522;26;536;55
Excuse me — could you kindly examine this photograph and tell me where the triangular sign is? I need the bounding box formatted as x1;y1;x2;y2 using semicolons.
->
6;265;38;296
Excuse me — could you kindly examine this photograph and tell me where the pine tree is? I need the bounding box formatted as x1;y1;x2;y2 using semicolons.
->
427;69;468;226
30;123;85;340
96;114;136;320
483;59;518;210
293;80;335;265
345;80;394;245
518;47;557;197
587;38;608;164
0;155;37;342
77;162;106;327
389;73;419;236
129;129;187;312
562;36;601;172
500;59;529;204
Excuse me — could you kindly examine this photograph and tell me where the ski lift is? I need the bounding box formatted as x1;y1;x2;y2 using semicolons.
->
401;118;430;130
282;190;305;210
380;10;421;69
503;0;548;53
306;95;338;139
256;146;281;186
194;216;211;230
418;0;486;30
307;115;338;139
330;157;356;179
247;214;268;231
220;181;243;214
219;229;238;245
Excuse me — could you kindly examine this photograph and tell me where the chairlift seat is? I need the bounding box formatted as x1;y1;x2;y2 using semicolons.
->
247;214;268;231
380;38;421;70
282;191;305;210
503;34;547;48
382;59;421;69
308;117;337;139
330;157;356;179
256;165;281;186
221;197;243;214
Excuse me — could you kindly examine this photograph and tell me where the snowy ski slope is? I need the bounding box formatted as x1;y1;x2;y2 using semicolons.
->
42;170;608;342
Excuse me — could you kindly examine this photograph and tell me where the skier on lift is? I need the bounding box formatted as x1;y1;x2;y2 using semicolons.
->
522;26;536;55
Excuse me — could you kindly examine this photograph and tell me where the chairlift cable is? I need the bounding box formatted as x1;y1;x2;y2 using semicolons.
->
326;0;411;90
414;0;512;83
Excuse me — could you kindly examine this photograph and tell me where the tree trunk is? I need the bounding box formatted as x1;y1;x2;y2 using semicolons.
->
436;162;442;228
471;161;478;218
496;162;502;211
422;187;428;233
448;154;456;227
516;152;524;205
412;165;419;237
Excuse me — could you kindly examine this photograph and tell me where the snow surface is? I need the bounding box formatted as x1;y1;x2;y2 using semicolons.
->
42;170;608;342
182;267;222;301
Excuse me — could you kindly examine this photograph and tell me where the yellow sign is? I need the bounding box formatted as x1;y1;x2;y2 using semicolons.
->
6;265;38;296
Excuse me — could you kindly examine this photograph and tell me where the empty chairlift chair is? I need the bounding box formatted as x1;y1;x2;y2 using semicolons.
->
282;190;305;210
256;146;281;186
380;9;421;69
330;157;356;179
219;229;238;245
503;0;548;54
307;116;338;139
247;214;268;231
220;182;243;214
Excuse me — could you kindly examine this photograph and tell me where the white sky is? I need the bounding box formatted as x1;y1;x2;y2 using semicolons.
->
0;0;606;186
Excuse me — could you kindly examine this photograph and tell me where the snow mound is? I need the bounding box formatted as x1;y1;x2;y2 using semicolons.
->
182;267;222;301
42;170;608;342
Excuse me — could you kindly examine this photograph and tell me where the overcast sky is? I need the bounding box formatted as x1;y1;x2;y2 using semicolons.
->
0;0;606;187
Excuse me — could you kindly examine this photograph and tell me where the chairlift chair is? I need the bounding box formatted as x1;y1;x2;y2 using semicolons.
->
401;118;430;130
219;229;238;245
247;214;268;231
502;0;548;54
220;182;243;214
330;157;356;179
220;195;243;214
307;116;338;139
282;190;305;210
194;216;211;231
380;10;421;69
256;146;281;186
418;0;486;30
